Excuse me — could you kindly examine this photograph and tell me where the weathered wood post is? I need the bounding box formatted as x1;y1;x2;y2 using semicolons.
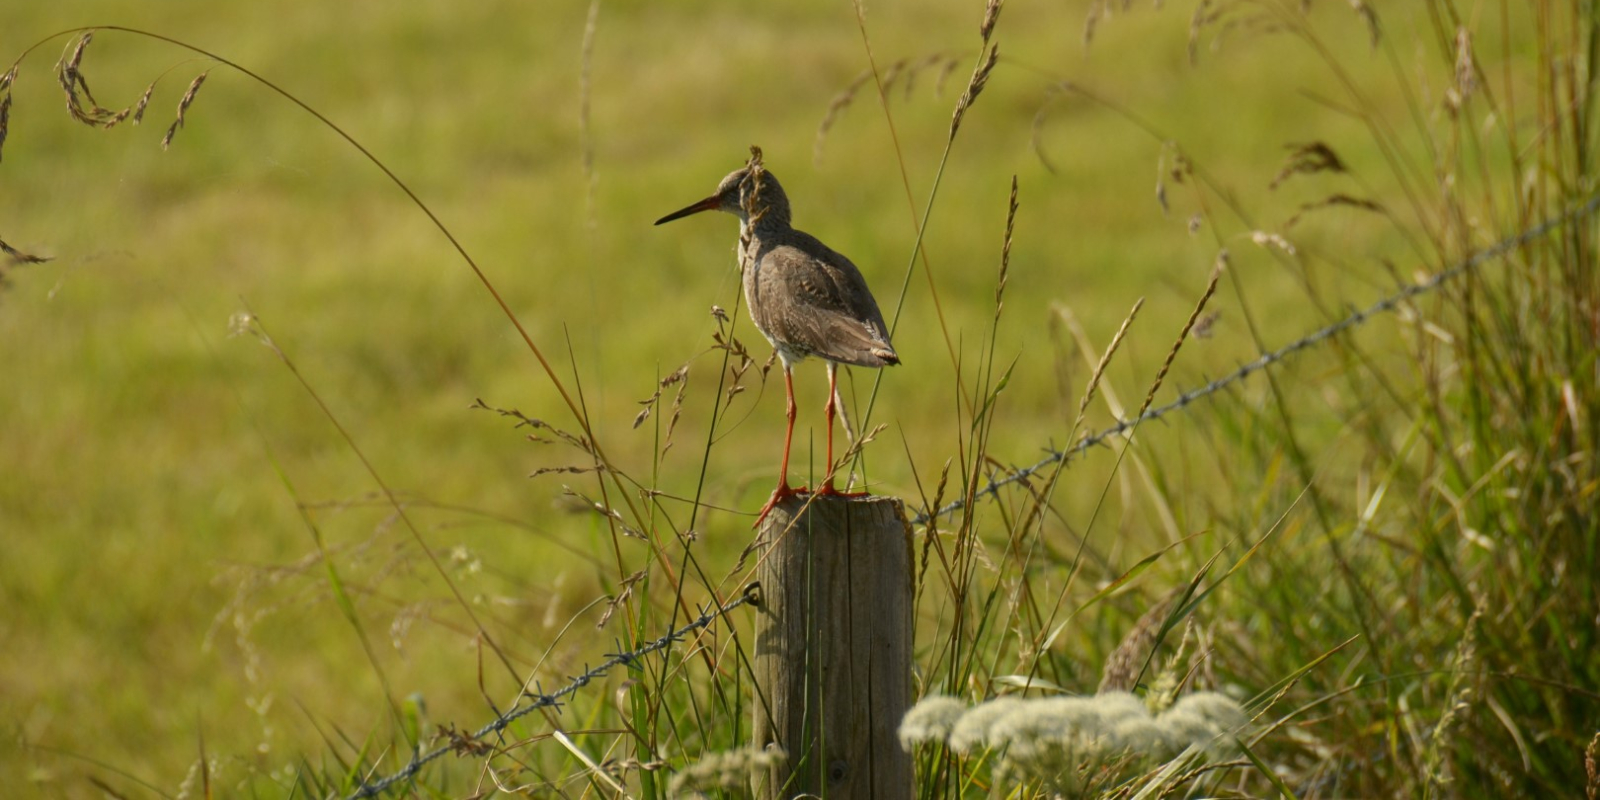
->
751;493;914;799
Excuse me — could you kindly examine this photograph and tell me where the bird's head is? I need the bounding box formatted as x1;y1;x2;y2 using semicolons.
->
656;167;790;228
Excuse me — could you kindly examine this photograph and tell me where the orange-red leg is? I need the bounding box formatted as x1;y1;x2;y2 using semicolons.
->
817;362;868;497
754;365;808;526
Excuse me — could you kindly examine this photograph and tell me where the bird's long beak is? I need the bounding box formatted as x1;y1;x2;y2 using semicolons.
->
654;195;721;226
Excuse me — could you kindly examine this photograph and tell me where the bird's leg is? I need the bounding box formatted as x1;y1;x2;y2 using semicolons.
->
778;365;800;492
821;362;839;492
817;362;869;497
754;364;807;527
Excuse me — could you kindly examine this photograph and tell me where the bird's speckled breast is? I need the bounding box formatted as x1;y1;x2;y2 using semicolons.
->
739;231;813;368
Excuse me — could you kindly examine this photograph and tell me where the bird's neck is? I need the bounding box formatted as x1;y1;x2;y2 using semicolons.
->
740;204;792;237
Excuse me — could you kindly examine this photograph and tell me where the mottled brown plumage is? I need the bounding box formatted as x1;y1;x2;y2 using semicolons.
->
656;162;898;524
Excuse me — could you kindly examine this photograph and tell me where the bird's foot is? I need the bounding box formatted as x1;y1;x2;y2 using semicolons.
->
752;481;809;528
816;478;871;498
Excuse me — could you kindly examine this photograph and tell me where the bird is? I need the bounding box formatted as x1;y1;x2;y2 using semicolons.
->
655;154;899;526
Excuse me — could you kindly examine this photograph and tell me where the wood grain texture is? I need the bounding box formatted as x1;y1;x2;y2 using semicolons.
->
752;493;913;799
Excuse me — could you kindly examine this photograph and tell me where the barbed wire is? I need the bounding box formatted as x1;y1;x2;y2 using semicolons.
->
346;582;760;799
912;194;1600;526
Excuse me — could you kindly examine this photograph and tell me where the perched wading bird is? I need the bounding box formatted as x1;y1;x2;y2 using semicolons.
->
656;153;899;525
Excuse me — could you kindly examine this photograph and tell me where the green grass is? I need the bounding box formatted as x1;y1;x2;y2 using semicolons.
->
3;0;1597;796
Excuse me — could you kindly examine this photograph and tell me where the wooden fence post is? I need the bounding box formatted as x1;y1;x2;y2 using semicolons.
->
751;493;914;799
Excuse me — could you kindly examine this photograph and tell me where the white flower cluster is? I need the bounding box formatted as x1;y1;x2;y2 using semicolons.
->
899;691;1246;770
668;745;786;798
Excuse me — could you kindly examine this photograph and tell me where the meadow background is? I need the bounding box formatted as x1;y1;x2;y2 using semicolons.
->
2;0;1596;797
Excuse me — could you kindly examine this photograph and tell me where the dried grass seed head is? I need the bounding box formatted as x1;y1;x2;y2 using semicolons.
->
162;70;212;150
58;33;103;126
1100;592;1179;692
1251;230;1296;255
1446;25;1476;114
1350;0;1381;48
0;234;52;266
1585;731;1599;800
815;70;871;164
132;79;156;125
1270;141;1347;189
950;44;999;139
0;94;12;164
0;66;17;161
980;0;1005;42
992;175;1019;316
1188;0;1212;65
816;53;960;163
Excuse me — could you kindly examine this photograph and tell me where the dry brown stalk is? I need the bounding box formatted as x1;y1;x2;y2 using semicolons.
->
162;70;211;150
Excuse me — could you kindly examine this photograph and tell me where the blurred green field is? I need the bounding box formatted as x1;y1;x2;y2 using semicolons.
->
4;0;1594;796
